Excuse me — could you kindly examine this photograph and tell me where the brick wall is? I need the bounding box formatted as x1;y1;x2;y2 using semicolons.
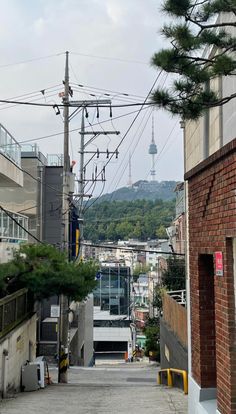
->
185;138;236;414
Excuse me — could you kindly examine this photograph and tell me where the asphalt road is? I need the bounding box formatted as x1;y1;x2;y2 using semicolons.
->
0;363;187;414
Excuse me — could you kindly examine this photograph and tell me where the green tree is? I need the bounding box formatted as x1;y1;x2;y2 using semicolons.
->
84;199;175;242
152;286;166;313
151;0;236;119
144;320;160;360
162;256;185;290
156;224;167;239
0;244;97;300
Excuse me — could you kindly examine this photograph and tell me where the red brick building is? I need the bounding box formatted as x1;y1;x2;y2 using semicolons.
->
185;139;236;413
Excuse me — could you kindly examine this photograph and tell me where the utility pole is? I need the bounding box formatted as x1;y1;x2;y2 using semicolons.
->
69;99;119;260
58;50;70;383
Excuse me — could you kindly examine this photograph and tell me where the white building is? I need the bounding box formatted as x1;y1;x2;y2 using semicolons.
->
93;265;133;361
0;124;28;262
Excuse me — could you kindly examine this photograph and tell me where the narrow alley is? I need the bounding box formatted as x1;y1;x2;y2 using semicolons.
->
0;362;187;414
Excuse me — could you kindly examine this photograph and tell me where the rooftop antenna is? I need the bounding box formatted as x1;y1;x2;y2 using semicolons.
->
148;113;157;181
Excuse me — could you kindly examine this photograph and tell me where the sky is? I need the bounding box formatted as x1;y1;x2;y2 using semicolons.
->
0;0;184;196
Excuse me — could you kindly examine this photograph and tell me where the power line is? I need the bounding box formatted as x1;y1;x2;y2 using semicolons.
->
83;72;163;212
17;163;70;199
71;51;148;65
0;106;152;146
0;84;62;105
105;71;170;197
82;181;105;214
0;97;153;108
0;205;43;244
0;52;64;69
70;82;146;100
82;242;185;256
0;91;63;113
108;107;153;197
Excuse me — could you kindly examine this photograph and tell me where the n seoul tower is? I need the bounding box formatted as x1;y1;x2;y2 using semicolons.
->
149;114;157;181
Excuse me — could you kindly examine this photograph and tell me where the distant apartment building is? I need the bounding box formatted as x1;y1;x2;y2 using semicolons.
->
166;182;186;255
93;265;133;360
132;274;149;307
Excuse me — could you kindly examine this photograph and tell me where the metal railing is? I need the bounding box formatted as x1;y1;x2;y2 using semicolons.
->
0;124;21;166
47;154;63;166
167;289;186;306
157;368;188;394
0;288;34;339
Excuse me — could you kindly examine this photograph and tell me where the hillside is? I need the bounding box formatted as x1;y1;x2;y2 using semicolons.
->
97;180;178;202
84;198;175;242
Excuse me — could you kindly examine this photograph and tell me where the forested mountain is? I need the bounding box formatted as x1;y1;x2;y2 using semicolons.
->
97;181;178;202
84;199;175;242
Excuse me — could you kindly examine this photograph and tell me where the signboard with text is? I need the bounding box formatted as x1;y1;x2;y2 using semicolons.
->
215;251;223;276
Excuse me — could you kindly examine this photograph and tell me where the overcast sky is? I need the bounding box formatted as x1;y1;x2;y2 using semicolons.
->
0;0;183;195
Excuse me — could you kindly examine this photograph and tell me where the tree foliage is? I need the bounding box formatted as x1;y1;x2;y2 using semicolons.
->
0;244;98;300
84;199;175;242
144;317;160;359
151;0;236;119
161;256;185;290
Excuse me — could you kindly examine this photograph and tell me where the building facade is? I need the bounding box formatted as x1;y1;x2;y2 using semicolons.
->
185;13;236;414
93;265;132;360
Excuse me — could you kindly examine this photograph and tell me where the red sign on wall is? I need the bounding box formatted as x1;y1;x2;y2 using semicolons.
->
215;251;223;276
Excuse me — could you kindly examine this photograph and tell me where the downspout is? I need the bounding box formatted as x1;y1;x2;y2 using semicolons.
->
180;120;192;376
2;349;9;398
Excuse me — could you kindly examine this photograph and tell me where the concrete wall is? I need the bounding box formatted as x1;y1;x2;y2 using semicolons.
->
0;153;23;188
43;166;62;245
160;318;188;372
0;314;37;396
70;295;94;366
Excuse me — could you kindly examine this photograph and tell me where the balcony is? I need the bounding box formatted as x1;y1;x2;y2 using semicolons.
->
0;124;23;187
0;209;28;262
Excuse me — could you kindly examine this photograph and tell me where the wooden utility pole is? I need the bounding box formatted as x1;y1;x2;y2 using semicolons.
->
58;50;70;383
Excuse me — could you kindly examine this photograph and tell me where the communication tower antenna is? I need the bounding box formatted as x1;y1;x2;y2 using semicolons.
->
148;113;157;181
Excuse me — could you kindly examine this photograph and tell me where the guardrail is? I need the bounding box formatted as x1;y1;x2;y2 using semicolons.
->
0;123;21;166
167;289;186;305
157;368;188;394
0;288;34;339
